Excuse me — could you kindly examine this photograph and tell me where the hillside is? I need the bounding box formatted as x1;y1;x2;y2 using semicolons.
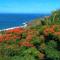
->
0;10;60;60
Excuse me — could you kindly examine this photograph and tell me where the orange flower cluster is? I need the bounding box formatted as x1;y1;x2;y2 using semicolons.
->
0;27;36;48
0;28;25;43
26;34;32;42
18;30;37;47
18;42;34;47
44;25;60;36
25;29;36;42
54;32;60;35
0;35;4;42
6;28;25;34
44;28;54;36
18;30;35;47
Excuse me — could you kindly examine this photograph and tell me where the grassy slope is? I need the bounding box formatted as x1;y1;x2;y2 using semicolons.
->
0;10;60;60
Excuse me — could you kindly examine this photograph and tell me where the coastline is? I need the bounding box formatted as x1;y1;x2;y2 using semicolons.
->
0;23;27;32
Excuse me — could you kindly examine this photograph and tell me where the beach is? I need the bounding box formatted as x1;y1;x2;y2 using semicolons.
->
0;23;27;31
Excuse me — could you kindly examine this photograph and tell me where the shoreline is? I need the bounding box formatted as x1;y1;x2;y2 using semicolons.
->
0;23;27;32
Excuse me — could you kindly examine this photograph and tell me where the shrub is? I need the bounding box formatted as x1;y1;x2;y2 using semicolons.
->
45;46;60;60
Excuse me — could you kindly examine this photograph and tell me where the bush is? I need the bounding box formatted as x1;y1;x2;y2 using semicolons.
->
45;47;60;60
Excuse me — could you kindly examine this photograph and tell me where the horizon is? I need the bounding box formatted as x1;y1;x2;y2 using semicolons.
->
0;13;50;14
0;0;60;13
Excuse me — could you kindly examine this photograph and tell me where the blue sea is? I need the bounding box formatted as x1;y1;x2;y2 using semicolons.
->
0;14;49;30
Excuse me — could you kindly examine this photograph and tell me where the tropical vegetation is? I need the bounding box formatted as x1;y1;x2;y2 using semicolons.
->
0;10;60;60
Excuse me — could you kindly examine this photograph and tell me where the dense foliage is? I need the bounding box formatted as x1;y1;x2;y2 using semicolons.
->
0;10;60;60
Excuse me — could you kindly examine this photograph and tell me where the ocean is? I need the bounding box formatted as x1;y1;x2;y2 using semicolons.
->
0;14;49;30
